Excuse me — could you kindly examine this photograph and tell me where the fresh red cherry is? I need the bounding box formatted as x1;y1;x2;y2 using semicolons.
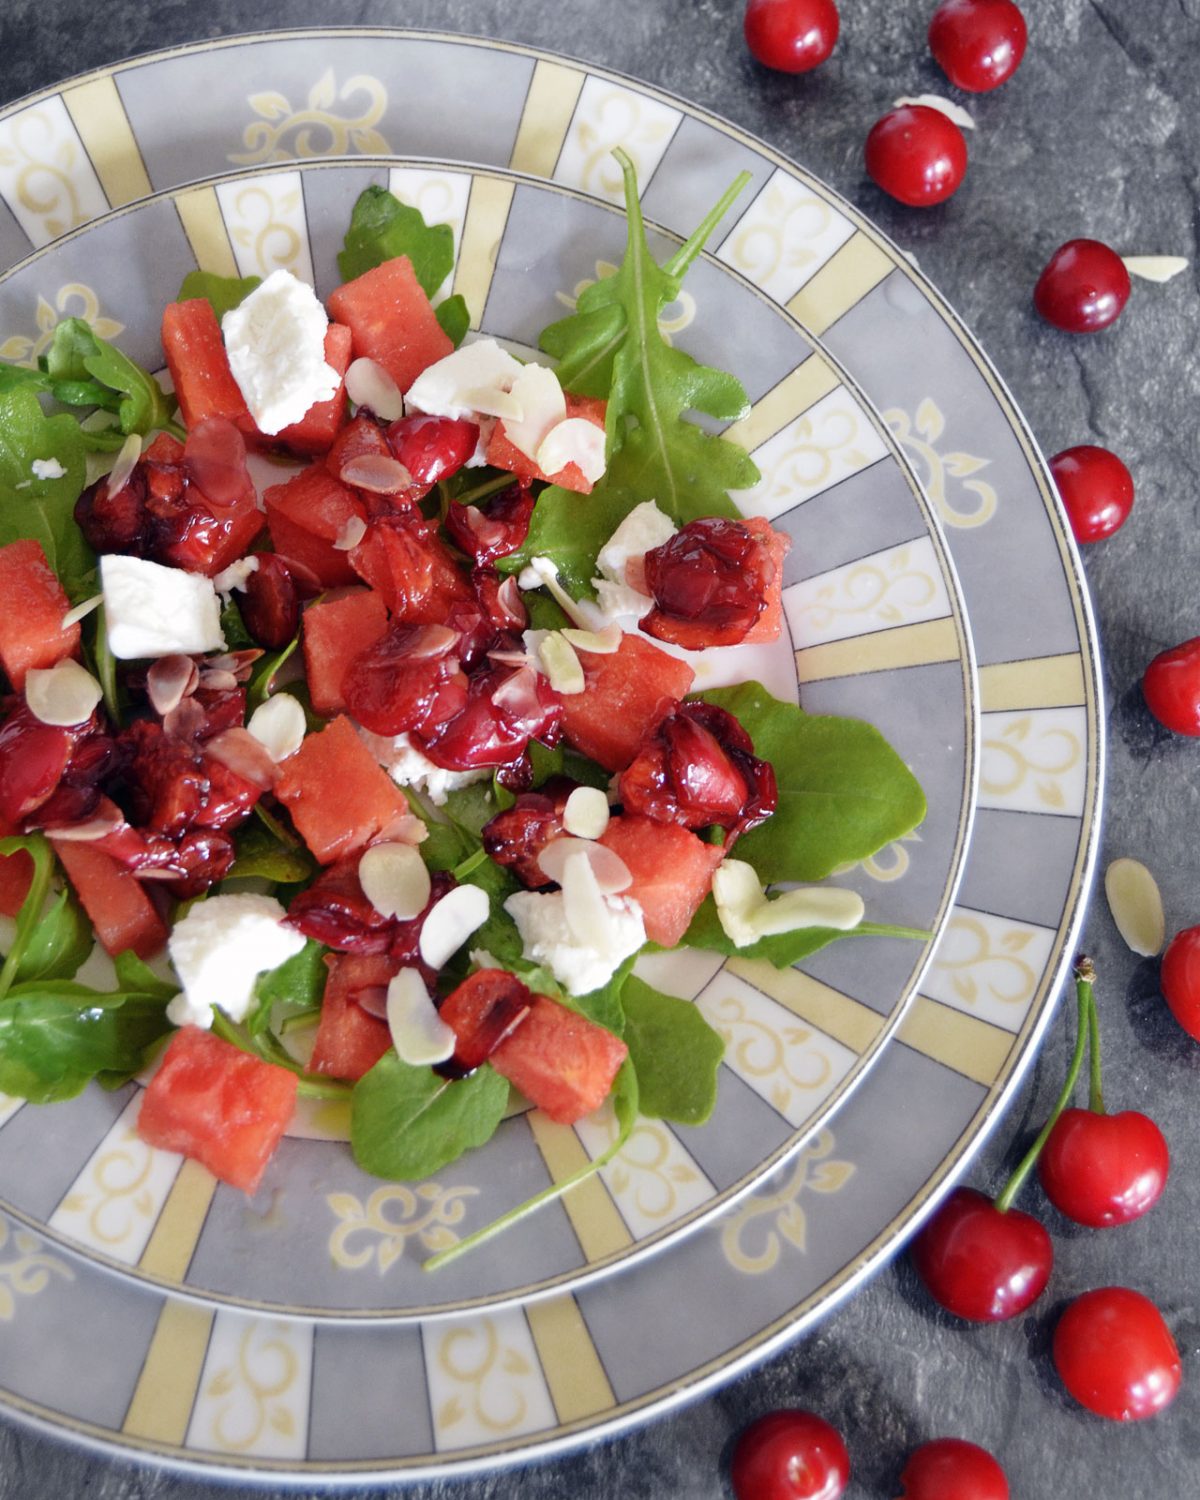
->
730;1409;850;1500
1053;1287;1182;1420
1142;638;1200;736
743;0;840;73
1034;240;1131;333
1038;1107;1169;1227
928;0;1028;92
897;1437;1009;1499
1048;445;1134;543
909;1187;1052;1321
1160;924;1200;1038
865;106;968;208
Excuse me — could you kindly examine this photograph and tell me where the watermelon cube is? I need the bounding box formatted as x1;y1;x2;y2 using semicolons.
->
327;256;452;394
486;394;606;495
51;839;168;958
309;953;396;1081
137;1026;297;1194
740;517;791;645
274;323;352;456
560;633;694;771
600;815;724;947
161;299;255;437
326;412;394;483
0;539;81;691
302;589;390;716
490;992;628;1125
264;463;367;589
275;714;411;864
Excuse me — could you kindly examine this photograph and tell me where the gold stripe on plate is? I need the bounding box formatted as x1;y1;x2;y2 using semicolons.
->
173;186;239;278
794;617;960;683
61;77;152;207
899;995;1014;1087
723;354;841;454
727;958;883;1054
453;177;516;329
979;653;1087;713
509;60;586;176
526;1294;616;1423
786;233;895;335
121;1299;213;1443
525;1111;632;1261
136;1158;216;1281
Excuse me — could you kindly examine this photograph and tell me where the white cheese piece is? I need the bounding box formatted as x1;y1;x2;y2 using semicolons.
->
505;886;645;997
1121;255;1189;284
502;363;567;461
893;94;976;130
246;693;306;762
165;893;306;1031
100;554;225;660
589;500;676;621
359;841;431;921
24;659;103;726
222;269;340;435
211;555;260;600
404;337;523;421
562;786;610;840
536;417;607;484
357;728;488;806
419;885;491;969
712;859;865;948
31;457;65;480
386;967;456;1066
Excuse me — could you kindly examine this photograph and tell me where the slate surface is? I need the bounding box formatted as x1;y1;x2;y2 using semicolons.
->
1;1;1198;1495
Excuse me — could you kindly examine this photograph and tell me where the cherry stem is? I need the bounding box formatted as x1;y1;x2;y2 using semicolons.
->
993;956;1092;1213
1086;967;1106;1114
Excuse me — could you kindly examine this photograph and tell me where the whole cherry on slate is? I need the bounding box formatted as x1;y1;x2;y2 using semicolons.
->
744;0;841;73
1048;445;1134;543
1034;239;1131;332
865;105;968;208
1143;641;1200;736
897;1437;1010;1499
729;1409;850;1500
928;0;1028;92
1053;1287;1182;1420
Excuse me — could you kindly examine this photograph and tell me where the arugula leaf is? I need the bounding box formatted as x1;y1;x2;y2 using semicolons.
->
682;893;929;966
0;834;55;1001
621;977;724;1125
178;270;262;322
43;318;176;440
13;885;92;985
696;682;927;883
0;982;171;1103
89;606;121;723
227;816;314;886
0;387;93;600
0;365;51;397
113;950;178;1000
219;597;256;651
338;187;455;296
245;938;327;1037
351;1053;509;1179
426;1058;639;1271
435;295;470;348
246;637;299;713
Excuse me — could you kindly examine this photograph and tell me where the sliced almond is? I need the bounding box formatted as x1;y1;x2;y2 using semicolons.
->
344;357;404;421
1121;256;1189;284
40;795;126;842
386;967;457;1066
537;632;585;694
894;94;976;130
465;384;523;422
24;659;103;726
494;575;526;629
536;417;607;484
560;845;615;946
333;514;368;551
104;432;142;498
491;665;549;731
338;453;413;494
562;786;610;840
1105;857;1166;956
711;859;765;948
561;623;622;655
418;884;490;969
358;841;432;921
523;557;603;630
538;836;631;894
247;693;307;763
204;727;279;790
749;886;864;939
147;654;200;717
61;594;103;630
198;669;239;692
206;648;263;681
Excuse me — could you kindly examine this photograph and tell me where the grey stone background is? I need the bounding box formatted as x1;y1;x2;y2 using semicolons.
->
1;0;1198;1495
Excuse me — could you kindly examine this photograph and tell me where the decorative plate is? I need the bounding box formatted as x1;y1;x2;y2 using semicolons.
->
0;30;1099;1482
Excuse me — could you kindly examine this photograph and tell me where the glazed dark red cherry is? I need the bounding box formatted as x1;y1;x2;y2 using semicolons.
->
897;1438;1009;1500
1053;1287;1182;1420
385;413;479;490
342;623;468;738
1034;240;1131;333
928;0;1027;92
865;106;968;208
1049;445;1134;543
1038;1107;1169;1227
238;553;299;649
1142;638;1200;736
910;1187;1052;1321
641;517;781;648
743;0;840;74
1160;924;1200;1039
730;1409;850;1500
444;485;536;564
482;781;576;888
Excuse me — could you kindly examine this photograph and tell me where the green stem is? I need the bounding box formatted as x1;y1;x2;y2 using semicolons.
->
210;1012;351;1101
663;169;753;281
0;835;53;1003
994;957;1092;1213
452;847;490;882
451;473;516;509
1086;963;1105;1114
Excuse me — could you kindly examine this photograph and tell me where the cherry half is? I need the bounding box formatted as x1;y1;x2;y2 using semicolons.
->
743;0;840;74
865;106;968;208
1049;445;1134;543
910;1186;1052;1321
928;0;1028;93
730;1409;850;1500
1160;923;1200;1038
1142;639;1200;736
1034;240;1131;333
897;1437;1009;1500
1053;1287;1182;1420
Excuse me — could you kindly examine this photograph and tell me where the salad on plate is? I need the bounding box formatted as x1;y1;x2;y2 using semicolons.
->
0;152;927;1264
